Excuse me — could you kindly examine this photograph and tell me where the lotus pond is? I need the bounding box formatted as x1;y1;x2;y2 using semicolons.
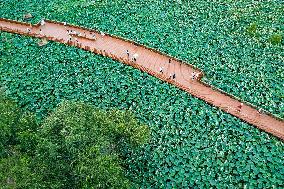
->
0;32;284;188
0;0;284;188
0;0;283;118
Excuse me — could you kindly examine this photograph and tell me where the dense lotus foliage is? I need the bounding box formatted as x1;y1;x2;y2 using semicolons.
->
1;33;284;188
0;0;283;118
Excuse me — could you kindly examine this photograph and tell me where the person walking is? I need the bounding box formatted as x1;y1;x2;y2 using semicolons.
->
172;73;176;79
196;72;201;79
169;59;171;63
159;67;164;74
258;108;264;114
126;50;130;59
191;72;196;80
133;53;139;62
40;19;45;26
237;103;243;112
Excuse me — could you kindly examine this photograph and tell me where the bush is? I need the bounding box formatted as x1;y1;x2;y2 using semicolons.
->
269;33;282;45
246;22;258;36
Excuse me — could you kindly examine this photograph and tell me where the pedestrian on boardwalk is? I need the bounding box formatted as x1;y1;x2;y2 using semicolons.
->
169;59;171;63
168;73;172;79
39;29;43;35
101;31;105;37
26;28;31;33
126;50;130;59
237;103;243;112
75;38;79;45
159;67;164;74
172;73;176;79
63;22;67;26
133;53;139;62
92;33;97;40
191;72;196;80
40;19;45;26
258;108;264;114
196;72;201;79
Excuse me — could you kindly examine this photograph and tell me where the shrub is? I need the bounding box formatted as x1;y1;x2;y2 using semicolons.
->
269;33;282;45
246;22;258;36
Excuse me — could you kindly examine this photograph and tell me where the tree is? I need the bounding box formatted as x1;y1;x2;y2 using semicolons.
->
0;96;149;188
34;101;150;188
0;92;40;188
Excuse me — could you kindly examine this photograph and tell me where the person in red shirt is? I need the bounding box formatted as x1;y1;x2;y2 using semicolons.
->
237;103;243;112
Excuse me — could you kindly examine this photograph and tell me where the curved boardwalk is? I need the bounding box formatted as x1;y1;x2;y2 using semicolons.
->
0;18;283;140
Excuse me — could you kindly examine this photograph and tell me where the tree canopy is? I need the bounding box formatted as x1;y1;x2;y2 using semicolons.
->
0;96;150;188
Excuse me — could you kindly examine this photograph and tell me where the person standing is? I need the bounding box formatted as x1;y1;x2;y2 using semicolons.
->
237;103;243;112
133;53;139;62
196;72;201;79
191;72;196;80
92;33;96;40
258;108;264;114
40;19;45;26
126;50;130;59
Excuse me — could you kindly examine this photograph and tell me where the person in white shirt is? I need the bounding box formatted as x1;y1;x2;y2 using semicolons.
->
191;72;196;80
133;53;139;62
92;34;97;40
40;19;45;26
126;50;130;59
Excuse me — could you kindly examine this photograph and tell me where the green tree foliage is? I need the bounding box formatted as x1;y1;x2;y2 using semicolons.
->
34;101;149;188
0;92;38;158
0;154;41;189
0;92;18;157
0;92;40;188
0;96;149;188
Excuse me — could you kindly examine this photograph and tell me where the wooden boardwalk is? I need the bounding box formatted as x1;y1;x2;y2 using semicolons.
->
0;18;283;140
